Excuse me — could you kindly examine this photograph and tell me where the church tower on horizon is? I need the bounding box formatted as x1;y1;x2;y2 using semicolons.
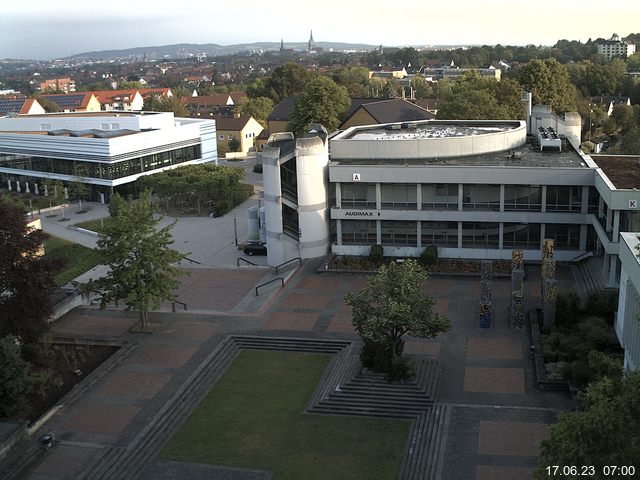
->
308;30;314;53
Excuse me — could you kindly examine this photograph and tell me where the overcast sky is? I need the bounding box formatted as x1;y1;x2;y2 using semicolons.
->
2;0;639;60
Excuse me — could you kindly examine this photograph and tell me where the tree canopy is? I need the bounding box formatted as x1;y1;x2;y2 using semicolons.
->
88;191;187;331
288;75;350;134
253;62;313;103
518;58;577;113
345;259;450;376
0;198;60;342
536;370;640;477
234;96;274;128
437;71;524;120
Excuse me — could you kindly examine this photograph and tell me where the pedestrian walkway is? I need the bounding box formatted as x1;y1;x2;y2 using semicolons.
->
2;259;576;480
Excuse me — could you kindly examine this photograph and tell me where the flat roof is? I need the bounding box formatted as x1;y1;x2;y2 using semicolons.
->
592;155;640;189
346;121;518;140
331;137;589;169
14;111;159;118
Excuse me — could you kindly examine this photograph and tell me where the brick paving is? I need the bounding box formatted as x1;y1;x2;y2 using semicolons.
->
8;261;579;480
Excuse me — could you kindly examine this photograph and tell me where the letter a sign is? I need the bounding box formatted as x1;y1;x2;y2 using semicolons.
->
352;173;361;181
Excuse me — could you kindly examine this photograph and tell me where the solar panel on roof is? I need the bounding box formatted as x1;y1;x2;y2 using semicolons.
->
42;94;85;109
0;99;26;114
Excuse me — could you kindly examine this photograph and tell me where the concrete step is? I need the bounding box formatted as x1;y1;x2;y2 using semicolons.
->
310;403;421;419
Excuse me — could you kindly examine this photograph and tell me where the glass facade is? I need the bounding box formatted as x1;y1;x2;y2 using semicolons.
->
461;222;500;248
504;185;542;211
463;185;500;211
545;224;581;250
341;220;377;245
280;158;297;202
503;223;541;249
381;184;417;209
421;221;458;247
421;184;458;210
282;204;299;239
546;186;582;212
341;183;376;208
381;221;416;245
0;145;201;181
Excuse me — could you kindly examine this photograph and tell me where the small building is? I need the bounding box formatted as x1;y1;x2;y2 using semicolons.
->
182;93;244;117
93;90;144;111
39;93;101;113
39;77;76;94
213;115;263;154
339;98;435;130
0;98;45;115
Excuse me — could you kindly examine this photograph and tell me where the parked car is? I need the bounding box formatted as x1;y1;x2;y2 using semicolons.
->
244;241;267;256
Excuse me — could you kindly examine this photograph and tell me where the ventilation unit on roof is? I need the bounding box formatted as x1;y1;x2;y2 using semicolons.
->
537;126;562;151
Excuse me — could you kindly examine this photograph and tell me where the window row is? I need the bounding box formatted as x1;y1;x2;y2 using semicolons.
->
0;145;201;181
339;183;589;212
340;220;581;250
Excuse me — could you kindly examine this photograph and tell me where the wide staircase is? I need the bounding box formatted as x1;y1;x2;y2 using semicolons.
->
78;335;449;480
572;256;616;298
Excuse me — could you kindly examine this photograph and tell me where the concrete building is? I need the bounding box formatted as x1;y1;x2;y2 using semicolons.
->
0;111;216;202
615;233;640;372
39;77;76;94
596;34;636;60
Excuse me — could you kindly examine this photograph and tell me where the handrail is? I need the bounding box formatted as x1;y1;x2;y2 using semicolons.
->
570;251;594;263
172;300;188;312
255;277;284;296
275;257;302;274
181;256;202;265
237;257;258;267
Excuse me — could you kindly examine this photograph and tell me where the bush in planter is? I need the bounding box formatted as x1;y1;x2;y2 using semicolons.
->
420;244;438;266
584;290;618;324
369;244;384;262
556;292;582;328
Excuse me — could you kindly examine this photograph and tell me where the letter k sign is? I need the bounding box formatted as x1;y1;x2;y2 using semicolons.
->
630;199;638;209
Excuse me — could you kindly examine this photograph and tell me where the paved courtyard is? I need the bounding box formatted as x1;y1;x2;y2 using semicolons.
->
2;258;575;480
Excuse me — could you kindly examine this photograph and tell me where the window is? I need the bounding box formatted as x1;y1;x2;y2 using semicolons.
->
342;220;377;245
341;183;376;208
282;204;299;240
504;185;541;211
503;223;541;249
545;224;580;250
381;184;417;209
461;222;500;248
422;184;458;210
381;221;416;246
546;186;582;212
421;221;458;247
219;135;224;140
463;185;500;211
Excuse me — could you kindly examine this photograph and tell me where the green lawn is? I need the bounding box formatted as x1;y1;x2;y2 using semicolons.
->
44;236;102;285
160;350;411;480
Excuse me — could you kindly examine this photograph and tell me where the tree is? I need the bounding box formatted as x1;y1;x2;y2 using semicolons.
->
536;371;640;478
228;137;241;152
0;199;60;342
0;335;30;417
144;94;187;116
518;58;577;113
333;66;371;97
437;72;524;120
288;76;350;134
344;259;450;377
259;62;312;103
235;96;273;128
69;166;91;213
88;191;187;331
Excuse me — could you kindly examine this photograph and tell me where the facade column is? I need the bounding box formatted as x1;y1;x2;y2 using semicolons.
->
376;183;381;210
581;185;589;214
541;185;547;213
609;254;618;287
416;184;422;211
499;184;505;212
606;206;612;232
416;221;422;249
458;184;463;211
499;223;504;251
613;210;621;241
457;221;463;249
579;224;587;251
376;220;381;245
336;219;342;246
335;182;341;208
602;252;610;274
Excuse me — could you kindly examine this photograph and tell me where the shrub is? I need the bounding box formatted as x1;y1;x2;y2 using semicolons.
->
585;290;618;324
369;244;384;262
556;292;582;328
0;335;29;416
420;244;438;266
253;163;263;173
386;355;415;382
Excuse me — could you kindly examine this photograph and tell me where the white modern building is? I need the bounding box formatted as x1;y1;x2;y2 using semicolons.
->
0;111;217;201
596;34;636;60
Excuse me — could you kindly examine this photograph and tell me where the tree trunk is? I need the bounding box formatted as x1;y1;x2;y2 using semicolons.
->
139;310;149;330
